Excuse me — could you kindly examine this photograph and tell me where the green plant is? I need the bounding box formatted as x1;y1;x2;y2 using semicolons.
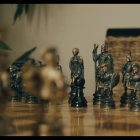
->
0;41;12;51
13;4;30;24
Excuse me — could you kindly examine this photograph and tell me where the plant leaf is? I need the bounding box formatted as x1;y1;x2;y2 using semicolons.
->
13;47;37;64
0;41;12;51
13;4;24;24
25;4;30;14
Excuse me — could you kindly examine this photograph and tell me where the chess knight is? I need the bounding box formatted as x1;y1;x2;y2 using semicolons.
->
69;48;84;104
120;52;133;107
22;47;67;136
92;42;114;105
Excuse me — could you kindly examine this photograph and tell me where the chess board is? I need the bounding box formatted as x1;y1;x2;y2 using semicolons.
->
4;95;140;136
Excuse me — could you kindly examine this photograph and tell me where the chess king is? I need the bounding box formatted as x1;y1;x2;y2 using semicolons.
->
92;42;114;105
22;47;67;136
120;52;133;107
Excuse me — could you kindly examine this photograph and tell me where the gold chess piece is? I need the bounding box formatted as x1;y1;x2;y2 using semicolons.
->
22;47;67;136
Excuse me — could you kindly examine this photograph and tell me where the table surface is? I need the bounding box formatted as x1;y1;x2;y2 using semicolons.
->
3;95;140;136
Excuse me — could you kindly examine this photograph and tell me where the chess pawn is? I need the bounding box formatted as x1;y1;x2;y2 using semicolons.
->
120;52;133;107
71;77;87;107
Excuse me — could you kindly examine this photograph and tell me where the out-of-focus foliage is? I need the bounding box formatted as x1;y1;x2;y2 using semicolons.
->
13;4;30;24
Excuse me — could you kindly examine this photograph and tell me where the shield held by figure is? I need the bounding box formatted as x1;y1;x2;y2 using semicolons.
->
110;73;120;89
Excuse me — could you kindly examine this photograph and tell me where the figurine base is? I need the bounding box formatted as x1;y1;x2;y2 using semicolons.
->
100;98;115;109
93;92;103;105
71;96;87;108
0;114;16;135
130;99;140;111
9;96;20;102
120;93;130;107
25;96;38;104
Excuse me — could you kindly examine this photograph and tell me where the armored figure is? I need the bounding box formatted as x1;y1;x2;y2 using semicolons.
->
120;52;133;107
98;63;120;109
128;64;140;111
9;65;21;102
69;48;84;104
92;42;114;105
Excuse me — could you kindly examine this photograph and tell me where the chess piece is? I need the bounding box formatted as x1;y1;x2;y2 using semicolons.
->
0;49;15;135
24;61;42;104
22;47;67;136
120;52;133;107
9;65;20;102
9;62;25;102
69;48;84;104
99;63;120;109
128;64;140;111
71;77;87;107
92;42;114;105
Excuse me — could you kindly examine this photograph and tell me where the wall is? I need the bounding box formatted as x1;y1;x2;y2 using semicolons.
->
0;4;140;96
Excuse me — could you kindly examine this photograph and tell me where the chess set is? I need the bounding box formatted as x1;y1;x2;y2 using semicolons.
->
1;27;140;136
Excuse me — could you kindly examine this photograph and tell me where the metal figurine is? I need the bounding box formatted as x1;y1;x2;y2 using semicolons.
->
120;52;133;107
9;65;21;102
128;64;140;111
92;42;114;105
22;47;67;136
98;63;120;109
69;48;84;104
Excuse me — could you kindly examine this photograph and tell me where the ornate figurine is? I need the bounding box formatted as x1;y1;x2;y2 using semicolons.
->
92;42;114;105
22;47;67;136
69;48;84;104
8;63;25;102
98;63;120;109
128;63;140;111
120;52;133;107
69;48;87;107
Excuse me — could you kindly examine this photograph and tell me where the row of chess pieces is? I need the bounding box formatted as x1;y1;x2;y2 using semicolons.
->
0;47;68;136
6;42;140;111
69;42;140;111
0;42;140;136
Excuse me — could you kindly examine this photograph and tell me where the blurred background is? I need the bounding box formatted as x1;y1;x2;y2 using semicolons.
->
0;4;140;96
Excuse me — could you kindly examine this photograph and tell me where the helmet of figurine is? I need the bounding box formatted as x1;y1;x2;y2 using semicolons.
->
101;41;108;53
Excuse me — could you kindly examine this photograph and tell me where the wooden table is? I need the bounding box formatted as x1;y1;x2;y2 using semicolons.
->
4;95;140;136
